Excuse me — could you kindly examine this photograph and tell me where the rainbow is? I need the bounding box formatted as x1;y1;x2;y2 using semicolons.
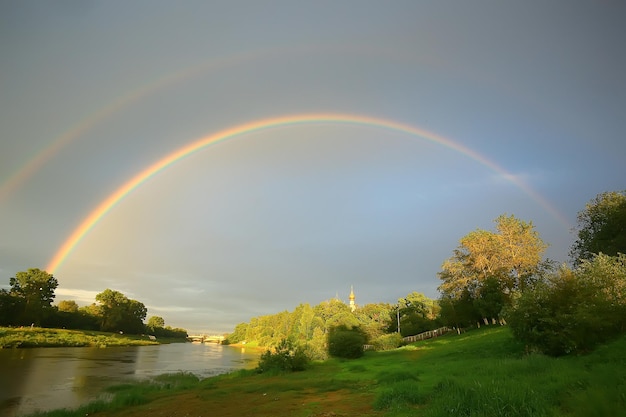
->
1;43;414;203
46;113;568;273
0;47;275;203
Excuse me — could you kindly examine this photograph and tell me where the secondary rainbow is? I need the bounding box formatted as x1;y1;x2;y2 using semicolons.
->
46;113;568;273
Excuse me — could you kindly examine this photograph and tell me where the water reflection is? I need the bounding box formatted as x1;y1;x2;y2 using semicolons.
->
0;343;259;416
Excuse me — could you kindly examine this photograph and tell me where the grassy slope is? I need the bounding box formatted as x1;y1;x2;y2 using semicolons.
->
28;326;626;417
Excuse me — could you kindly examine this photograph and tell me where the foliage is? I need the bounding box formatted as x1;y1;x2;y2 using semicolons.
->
327;325;367;359
570;190;626;264
508;254;626;356
1;270;187;337
96;289;147;334
438;290;482;329
371;332;404;351
391;292;440;336
438;214;548;326
57;300;79;313
256;339;310;373
223;294;436;355
353;302;394;341
8;268;58;325
147;315;165;328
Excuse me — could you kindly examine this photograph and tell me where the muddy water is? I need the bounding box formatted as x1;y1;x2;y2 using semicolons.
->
0;343;259;416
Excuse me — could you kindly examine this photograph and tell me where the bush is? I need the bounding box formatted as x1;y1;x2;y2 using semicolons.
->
372;333;403;351
327;325;367;359
256;339;310;373
508;254;626;356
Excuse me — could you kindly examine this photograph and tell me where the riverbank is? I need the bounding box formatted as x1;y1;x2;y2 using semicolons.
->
24;327;626;417
0;327;186;348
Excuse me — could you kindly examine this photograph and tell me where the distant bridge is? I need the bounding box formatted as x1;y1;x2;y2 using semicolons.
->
187;334;225;343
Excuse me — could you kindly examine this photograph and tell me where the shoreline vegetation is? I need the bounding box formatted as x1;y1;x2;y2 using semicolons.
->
0;327;187;348
21;326;626;417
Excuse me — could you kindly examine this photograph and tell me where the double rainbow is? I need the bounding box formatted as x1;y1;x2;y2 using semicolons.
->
46;113;567;273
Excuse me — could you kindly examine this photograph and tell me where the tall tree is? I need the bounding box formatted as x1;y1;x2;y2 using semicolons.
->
9;268;58;325
438;214;547;322
95;289;146;334
147;316;165;329
570;190;626;264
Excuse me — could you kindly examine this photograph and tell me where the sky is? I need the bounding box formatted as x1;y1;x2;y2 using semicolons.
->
1;1;625;334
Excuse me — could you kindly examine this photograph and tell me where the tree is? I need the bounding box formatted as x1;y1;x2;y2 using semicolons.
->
314;298;360;332
147;316;165;329
354;302;393;341
327;325;367;359
389;293;438;336
570;191;626;264
0;289;23;326
508;254;626;356
9;268;58;325
58;300;79;313
95;289;146;334
438;215;547;321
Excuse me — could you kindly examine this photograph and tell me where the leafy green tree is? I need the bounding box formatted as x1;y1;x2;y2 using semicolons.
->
438;215;547;326
147;316;165;329
570;190;626;264
327;325;367;359
473;276;507;324
224;322;248;344
0;289;23;326
9;268;58;325
508;254;626;356
95;289;146;334
58;300;79;313
392;292;440;336
314;298;360;332
354;302;393;341
438;290;481;330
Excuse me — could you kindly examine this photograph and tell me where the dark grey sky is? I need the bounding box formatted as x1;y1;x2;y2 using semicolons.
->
1;1;625;333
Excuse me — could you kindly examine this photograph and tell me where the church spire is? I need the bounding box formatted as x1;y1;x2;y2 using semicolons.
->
349;286;356;312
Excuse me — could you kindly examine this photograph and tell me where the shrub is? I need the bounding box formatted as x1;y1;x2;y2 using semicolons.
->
327;325;367;359
256;339;310;373
371;332;403;351
508;254;626;356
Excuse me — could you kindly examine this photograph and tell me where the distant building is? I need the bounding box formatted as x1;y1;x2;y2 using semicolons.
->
349;285;356;312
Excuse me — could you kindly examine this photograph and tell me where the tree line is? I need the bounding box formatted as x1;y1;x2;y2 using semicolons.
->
2;190;624;357
437;190;626;355
0;273;187;339
226;190;626;358
224;290;441;360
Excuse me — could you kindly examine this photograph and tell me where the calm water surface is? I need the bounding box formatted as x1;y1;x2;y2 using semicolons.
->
0;343;259;416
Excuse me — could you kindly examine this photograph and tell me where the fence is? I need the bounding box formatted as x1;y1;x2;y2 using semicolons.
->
402;326;452;343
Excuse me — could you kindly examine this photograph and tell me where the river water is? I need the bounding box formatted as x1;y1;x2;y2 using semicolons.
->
0;342;259;417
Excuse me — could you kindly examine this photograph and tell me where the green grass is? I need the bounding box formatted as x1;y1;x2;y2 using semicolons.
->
25;372;201;417
0;326;178;347
21;326;626;417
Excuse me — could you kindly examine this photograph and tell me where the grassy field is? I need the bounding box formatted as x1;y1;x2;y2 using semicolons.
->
24;326;626;417
0;327;184;348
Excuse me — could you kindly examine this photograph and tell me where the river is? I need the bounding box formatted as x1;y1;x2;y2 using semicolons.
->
0;342;260;417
